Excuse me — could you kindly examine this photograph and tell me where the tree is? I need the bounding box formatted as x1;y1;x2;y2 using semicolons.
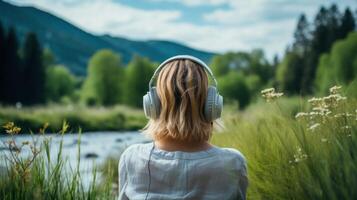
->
218;72;251;109
315;32;357;94
81;49;124;106
2;27;21;104
210;53;233;77
301;6;330;94
45;65;76;102
42;48;55;68
326;4;341;47
210;50;273;83
249;49;273;83
293;14;311;55
23;32;45;105
276;51;304;94
0;21;5;103
339;8;356;39
123;55;155;107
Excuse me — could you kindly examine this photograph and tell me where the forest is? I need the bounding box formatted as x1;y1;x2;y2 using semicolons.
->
0;4;356;109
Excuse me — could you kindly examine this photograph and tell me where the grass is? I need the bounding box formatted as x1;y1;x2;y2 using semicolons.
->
212;86;357;200
0;122;115;200
0;104;147;133
1;86;356;200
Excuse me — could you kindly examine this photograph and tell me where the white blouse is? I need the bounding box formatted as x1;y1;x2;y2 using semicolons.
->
118;141;248;200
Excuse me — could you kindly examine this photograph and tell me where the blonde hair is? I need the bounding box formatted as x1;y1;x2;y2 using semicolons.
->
141;59;213;143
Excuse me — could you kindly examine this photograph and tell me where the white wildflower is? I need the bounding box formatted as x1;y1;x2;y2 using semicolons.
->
308;123;320;131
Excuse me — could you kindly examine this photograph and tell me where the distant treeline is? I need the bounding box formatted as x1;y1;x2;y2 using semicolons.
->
213;4;357;108
0;24;46;105
277;5;357;95
0;4;356;109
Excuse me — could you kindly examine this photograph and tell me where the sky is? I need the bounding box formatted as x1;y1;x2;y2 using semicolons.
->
5;0;357;59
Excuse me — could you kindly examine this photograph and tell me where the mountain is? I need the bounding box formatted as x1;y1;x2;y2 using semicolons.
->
0;1;215;76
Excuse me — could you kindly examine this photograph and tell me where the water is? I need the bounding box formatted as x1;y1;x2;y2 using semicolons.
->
0;131;149;187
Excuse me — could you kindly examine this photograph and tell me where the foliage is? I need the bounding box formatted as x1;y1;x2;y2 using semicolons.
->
276;51;304;94
123;55;155;108
218;72;251;109
284;5;356;95
81;49;124;106
22;32;46;105
210;50;273;83
315;32;357;94
0;26;22;104
212;86;357;200
45;65;77;103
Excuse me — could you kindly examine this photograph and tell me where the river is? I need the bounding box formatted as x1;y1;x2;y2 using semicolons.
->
0;131;149;188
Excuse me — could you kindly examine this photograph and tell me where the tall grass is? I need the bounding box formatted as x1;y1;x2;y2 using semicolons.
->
0;122;115;200
1;86;356;200
212;86;357;199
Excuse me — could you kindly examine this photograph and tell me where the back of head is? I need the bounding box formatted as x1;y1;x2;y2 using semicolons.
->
142;59;213;143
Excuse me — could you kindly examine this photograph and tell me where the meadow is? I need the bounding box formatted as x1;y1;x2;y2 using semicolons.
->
0;85;356;200
212;86;357;200
0;104;147;132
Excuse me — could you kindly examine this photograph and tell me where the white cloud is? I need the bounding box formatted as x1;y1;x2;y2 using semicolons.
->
150;0;230;7
5;0;356;59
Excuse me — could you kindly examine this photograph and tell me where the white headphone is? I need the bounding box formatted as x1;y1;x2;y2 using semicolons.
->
143;55;223;122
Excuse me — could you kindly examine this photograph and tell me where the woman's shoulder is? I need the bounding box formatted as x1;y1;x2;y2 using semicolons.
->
215;146;247;167
120;142;151;159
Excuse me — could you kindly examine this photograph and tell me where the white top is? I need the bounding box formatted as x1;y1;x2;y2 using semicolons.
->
118;141;248;200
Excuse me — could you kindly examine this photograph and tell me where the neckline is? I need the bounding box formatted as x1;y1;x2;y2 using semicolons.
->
149;141;219;160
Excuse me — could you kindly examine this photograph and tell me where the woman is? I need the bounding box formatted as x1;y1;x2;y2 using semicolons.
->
118;55;248;200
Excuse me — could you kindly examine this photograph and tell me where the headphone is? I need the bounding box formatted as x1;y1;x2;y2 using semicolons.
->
143;55;223;122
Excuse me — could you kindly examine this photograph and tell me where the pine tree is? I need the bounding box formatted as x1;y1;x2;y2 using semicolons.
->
326;4;341;49
301;6;329;94
3;27;21;104
339;8;356;39
0;21;5;103
23;32;45;105
293;14;310;55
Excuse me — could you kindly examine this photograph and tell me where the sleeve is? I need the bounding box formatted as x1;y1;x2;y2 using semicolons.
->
118;151;129;200
237;158;248;200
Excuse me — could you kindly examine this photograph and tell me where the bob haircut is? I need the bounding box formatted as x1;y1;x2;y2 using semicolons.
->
141;59;213;143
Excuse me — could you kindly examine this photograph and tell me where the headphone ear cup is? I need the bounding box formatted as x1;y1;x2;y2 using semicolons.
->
143;93;151;118
204;86;223;121
214;94;223;120
143;87;161;119
150;87;161;119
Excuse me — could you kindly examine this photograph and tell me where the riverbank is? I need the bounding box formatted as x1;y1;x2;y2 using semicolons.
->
0;104;148;133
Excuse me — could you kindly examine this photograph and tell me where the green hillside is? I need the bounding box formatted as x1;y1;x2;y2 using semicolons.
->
0;0;214;75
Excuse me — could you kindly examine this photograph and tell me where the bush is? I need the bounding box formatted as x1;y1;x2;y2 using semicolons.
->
218;72;251;109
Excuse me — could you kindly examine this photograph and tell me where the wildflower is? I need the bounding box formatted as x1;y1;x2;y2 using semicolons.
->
329;85;342;94
295;112;308;119
308;123;320;131
291;147;308;163
261;87;284;102
261;88;275;94
5;127;21;135
3;122;15;129
3;122;21;135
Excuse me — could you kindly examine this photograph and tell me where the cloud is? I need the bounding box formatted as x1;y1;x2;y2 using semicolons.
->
5;0;357;59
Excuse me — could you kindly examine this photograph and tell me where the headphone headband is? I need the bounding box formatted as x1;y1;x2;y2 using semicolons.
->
148;55;217;89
